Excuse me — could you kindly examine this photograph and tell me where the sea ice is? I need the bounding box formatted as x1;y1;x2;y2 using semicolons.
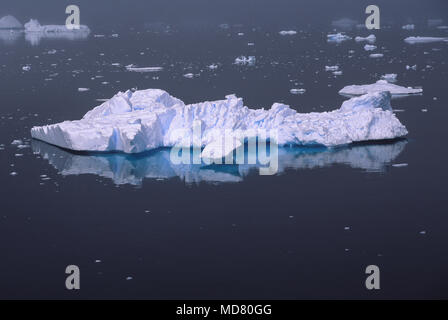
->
404;36;448;44
364;44;377;51
339;80;422;96
31;89;408;155
289;88;306;95
0;15;23;29
126;65;163;72
369;53;384;58
354;34;376;43
325;65;339;71
234;56;256;65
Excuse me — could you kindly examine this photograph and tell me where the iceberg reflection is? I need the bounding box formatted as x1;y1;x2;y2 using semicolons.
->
32;139;407;185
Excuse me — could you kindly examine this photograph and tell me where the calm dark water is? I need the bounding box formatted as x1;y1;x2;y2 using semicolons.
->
1;0;448;299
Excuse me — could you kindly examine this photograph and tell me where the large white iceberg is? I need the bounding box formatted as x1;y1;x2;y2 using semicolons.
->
339;80;422;96
31;89;408;154
24;19;90;34
0;15;23;29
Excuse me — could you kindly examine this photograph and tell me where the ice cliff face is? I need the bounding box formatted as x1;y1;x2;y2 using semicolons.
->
31;89;408;154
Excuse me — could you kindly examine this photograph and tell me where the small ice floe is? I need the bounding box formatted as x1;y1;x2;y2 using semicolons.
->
290;88;306;95
381;73;397;83
247;42;255;46
392;163;408;168
95;259;101;263
17;144;29;149
10;172;18;176
354;34;376;43
327;33;351;42
406;64;417;70
125;276;133;281
47;49;57;54
22;65;31;71
333;71;343;76
402;24;415;30
78;88;90;92
404;36;448;44
369;53;384;58
364;44;377;51
419;230;426;235
325;65;339;71
421;108;428;112
111;63;121;67
279;30;297;36
237;32;244;36
126;65;163;72
11;139;23;145
183;73;195;79
111;34;119;38
208;64;219;70
234;56;256;65
344;226;350;231
339;80;422;96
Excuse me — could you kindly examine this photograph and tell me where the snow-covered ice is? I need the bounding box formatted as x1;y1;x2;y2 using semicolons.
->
355;34;376;43
404;36;448;44
0;15;23;29
31;89;408;155
339;80;422;96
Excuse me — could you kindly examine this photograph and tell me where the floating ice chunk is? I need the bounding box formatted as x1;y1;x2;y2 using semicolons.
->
364;44;377;51
404;36;448;44
31;89;408;154
24;19;90;34
327;33;351;42
208;64;219;70
290;88;306;94
339;80;422;96
234;56;256;65
325;65;339;71
22;65;31;71
392;163;408;167
369;53;384;58
333;71;343;76
279;30;297;36
406;64;417;70
0;15;23;29
78;88;90;92
183;73;194;78
402;24;415;30
11;139;23;145
126;65;163;72
381;74;397;83
355;34;376;42
10;172;18;176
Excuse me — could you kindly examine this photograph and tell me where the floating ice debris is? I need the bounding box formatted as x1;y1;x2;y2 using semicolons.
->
31;89;408;155
47;49;57;54
369;53;384;58
279;30;297;36
325;65;339;71
419;230;426;235
247;42;255;46
402;24;415;30
183;73;194;78
126;276;133;281
404;36;448;44
333;71;343;76
95;260;101;263
327;33;351;42
24;19;90;34
364;44;377;51
78;88;90;92
125;65;163;72
381;74;397;83
22;65;31;71
421;108;428;112
17;144;29;149
340;80;422;96
354;34;376;42
11;139;23;145
234;56;256;65
392;163;408;167
406;64;417;70
290;88;306;95
344;226;350;230
0;15;23;29
237;32;244;36
10;172;18;176
208;64;219;70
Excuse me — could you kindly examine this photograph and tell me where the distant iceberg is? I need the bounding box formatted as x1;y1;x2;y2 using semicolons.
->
32;139;408;185
0;15;23;29
404;36;448;44
339;80;422;96
327;33;351;43
31;89;407;155
355;34;376;43
24;19;90;34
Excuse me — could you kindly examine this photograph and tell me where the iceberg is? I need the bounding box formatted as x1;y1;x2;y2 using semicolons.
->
404;36;448;44
355;34;376;43
0;15;23;29
24;19;90;34
31;89;407;155
327;33;351;42
339;80;422;96
31;139;408;185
